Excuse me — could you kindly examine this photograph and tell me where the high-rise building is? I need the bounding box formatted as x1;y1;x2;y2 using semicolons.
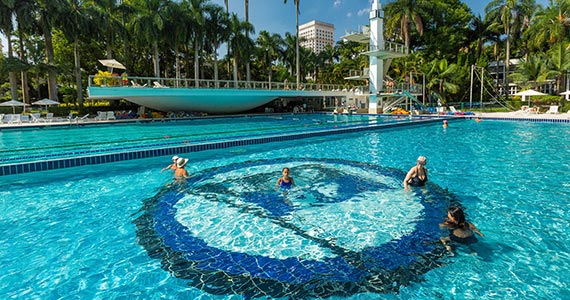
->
298;20;335;54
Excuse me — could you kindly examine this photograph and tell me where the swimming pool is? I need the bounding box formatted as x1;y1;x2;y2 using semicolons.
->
1;119;569;299
0;114;407;166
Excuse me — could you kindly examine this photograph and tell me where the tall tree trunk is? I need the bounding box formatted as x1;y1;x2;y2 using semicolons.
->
214;49;219;88
153;41;160;78
504;26;510;101
74;36;84;109
18;29;29;105
44;29;59;100
245;0;250;82
295;3;300;87
6;35;19;100
194;39;200;87
233;57;238;86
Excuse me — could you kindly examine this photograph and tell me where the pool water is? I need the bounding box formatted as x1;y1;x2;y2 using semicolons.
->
1;119;569;299
0;114;399;165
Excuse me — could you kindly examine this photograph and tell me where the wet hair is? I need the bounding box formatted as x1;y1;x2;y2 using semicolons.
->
448;206;468;229
417;156;427;165
282;167;290;172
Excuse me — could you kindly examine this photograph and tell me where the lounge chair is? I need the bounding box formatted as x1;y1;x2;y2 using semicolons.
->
30;113;43;123
106;111;116;120
45;113;54;122
153;81;167;88
546;105;559;114
95;111;106;121
8;114;22;124
0;114;4;124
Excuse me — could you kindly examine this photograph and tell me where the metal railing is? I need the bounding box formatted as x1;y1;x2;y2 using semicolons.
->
88;75;349;92
369;42;408;55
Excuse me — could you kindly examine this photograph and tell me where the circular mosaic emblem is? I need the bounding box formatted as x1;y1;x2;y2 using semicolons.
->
134;158;452;298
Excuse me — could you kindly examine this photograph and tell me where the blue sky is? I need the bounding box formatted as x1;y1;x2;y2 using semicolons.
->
211;0;550;42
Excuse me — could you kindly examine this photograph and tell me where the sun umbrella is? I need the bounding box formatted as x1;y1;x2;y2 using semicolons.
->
98;59;126;73
560;90;570;100
514;89;547;106
0;99;28;114
32;98;60;112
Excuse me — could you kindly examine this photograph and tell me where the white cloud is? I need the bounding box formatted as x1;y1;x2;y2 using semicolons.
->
357;8;368;16
346;12;353;18
334;0;341;7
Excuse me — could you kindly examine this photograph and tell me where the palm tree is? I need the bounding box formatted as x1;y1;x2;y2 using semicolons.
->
204;5;230;86
426;58;460;104
283;0;300;87
130;0;169;78
384;0;426;51
282;32;297;79
528;0;570;96
14;0;35;104
185;0;212;87
36;0;61;101
256;30;284;86
164;1;188;84
244;0;251;82
228;13;254;84
0;0;19;100
57;0;93;109
486;0;537;98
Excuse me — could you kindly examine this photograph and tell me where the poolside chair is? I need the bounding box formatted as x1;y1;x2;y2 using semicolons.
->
106;111;116;120
8;114;22;124
45;113;54;122
153;81;166;88
546;105;559;114
30;113;43;123
95;111;106;121
0;113;4;124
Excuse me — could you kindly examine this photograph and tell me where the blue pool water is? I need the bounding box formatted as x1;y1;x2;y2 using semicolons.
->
0;114;401;165
1;118;569;299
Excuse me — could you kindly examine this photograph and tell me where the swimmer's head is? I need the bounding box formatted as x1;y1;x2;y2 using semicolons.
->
172;155;179;161
448;206;466;226
443;120;448;124
417;156;427;165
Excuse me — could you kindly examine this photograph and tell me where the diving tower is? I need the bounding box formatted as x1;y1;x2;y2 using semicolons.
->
342;0;422;114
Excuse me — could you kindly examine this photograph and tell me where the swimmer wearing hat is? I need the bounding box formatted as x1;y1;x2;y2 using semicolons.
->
160;155;180;173
443;120;448;128
174;157;190;180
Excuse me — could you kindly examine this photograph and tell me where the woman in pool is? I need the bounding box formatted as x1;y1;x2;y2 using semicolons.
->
160;155;179;173
403;156;428;190
276;167;296;190
174;157;189;180
440;206;484;255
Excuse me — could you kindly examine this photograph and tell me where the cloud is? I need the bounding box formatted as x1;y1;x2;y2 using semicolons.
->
346;12;353;18
334;0;341;7
357;8;368;16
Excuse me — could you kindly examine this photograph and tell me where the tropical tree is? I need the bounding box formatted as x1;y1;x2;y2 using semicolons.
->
527;0;570;98
14;0;36;104
283;0;300;86
57;0;94;109
0;0;19;100
256;30;284;86
36;0;62;101
426;58;460;103
227;13;254;84
204;4;229;85
384;0;427;51
129;0;169;78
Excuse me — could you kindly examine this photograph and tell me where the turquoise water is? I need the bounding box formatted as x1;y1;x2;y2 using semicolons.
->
1;118;569;299
0;114;400;165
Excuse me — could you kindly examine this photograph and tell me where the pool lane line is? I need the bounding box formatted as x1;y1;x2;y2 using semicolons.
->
0;117;384;155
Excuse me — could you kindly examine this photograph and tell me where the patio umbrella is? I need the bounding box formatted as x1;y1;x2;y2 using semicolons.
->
32;98;60;112
514;89;547;106
0;99;28;114
560;90;570;100
98;59;126;74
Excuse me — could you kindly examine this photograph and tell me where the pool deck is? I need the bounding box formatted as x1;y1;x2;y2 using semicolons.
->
1;111;569;130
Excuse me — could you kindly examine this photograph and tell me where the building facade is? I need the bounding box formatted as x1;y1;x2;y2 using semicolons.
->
298;20;335;54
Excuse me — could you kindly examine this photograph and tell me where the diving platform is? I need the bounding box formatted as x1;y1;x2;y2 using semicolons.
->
87;76;354;114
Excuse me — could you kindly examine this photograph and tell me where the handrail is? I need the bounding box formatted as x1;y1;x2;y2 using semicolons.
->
88;75;351;92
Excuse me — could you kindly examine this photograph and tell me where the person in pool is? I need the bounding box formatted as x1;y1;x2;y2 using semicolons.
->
403;156;428;191
440;206;484;255
174;157;189;180
443;119;448;128
276;167;296;190
160;155;180;173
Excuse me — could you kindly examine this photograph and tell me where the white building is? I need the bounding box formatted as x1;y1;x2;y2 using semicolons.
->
299;20;335;53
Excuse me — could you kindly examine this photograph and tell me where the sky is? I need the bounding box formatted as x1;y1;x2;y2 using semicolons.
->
210;0;550;42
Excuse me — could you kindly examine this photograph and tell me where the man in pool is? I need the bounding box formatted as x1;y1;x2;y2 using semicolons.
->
160;155;179;173
403;156;428;191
